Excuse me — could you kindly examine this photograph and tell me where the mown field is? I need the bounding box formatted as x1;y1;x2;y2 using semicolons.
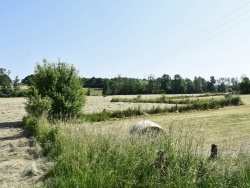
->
2;94;250;187
84;94;250;155
38;94;250;187
2;94;250;158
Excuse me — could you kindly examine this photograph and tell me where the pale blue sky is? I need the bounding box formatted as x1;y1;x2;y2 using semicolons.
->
1;0;250;80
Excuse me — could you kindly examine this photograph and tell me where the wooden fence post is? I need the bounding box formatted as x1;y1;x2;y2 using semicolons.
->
210;144;218;158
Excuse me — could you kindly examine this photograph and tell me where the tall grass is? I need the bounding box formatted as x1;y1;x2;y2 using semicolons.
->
37;123;250;188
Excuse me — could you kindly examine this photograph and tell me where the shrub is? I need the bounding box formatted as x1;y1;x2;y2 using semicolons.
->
29;59;85;119
25;88;52;118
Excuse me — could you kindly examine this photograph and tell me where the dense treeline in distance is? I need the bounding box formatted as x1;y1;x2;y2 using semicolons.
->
1;66;250;97
81;74;250;95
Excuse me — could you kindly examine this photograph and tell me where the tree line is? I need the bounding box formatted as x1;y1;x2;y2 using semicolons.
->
0;68;21;90
82;74;250;95
1;67;250;96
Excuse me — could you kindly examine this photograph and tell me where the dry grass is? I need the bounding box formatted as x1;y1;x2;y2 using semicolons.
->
0;98;50;188
1;94;250;187
83;95;177;114
82;94;250;157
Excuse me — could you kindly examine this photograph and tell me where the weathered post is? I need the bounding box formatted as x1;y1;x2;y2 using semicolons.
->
210;144;218;158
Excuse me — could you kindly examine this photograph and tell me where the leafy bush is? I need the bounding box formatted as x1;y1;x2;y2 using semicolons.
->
25;88;52;118
0;87;29;98
29;59;85;119
23;114;59;156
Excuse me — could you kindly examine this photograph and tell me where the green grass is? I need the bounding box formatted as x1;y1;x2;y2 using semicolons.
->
84;88;103;96
36;122;250;188
24;95;250;187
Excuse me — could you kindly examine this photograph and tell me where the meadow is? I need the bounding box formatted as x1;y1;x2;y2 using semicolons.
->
31;94;250;187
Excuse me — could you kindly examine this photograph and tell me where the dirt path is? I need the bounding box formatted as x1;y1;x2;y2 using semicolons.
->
0;98;48;188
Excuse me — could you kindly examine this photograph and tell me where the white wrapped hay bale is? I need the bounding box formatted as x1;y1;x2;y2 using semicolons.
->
130;120;164;134
224;93;231;98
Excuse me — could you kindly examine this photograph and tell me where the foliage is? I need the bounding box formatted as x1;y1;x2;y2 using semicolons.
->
21;74;34;86
81;107;143;122
239;76;250;94
13;76;21;90
82;74;241;96
23;115;58;156
29;59;85;119
0;87;29;97
25;88;52;118
82;77;103;88
102;79;111;96
0;74;11;91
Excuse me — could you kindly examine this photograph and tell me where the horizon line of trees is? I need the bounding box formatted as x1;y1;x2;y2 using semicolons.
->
80;74;250;95
1;67;250;96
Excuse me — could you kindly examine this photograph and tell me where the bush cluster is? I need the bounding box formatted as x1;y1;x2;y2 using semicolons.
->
23;60;85;154
27;59;85;120
0;89;29;98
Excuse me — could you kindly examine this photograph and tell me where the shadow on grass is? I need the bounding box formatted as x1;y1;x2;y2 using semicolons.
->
0;121;30;141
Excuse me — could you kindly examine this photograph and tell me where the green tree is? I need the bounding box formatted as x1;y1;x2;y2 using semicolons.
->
13;76;21;90
0;68;6;75
172;74;186;94
27;59;85;119
217;78;228;93
239;76;250;94
21;74;34;86
147;75;160;94
207;76;216;92
160;74;172;94
230;77;239;92
109;81;119;95
194;76;203;93
102;79;111;96
0;74;11;91
185;78;195;93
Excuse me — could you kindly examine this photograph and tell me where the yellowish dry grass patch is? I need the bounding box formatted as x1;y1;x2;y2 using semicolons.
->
84;94;250;157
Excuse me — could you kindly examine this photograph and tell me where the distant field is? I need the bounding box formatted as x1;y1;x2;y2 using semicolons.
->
2;94;250;187
45;94;250;187
1;94;250;156
83;95;175;114
83;88;103;96
84;94;250;156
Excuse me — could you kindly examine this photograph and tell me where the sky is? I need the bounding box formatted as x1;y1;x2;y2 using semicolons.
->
1;0;250;81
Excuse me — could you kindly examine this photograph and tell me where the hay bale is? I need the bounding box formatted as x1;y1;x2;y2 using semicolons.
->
224;93;231;98
130;120;164;134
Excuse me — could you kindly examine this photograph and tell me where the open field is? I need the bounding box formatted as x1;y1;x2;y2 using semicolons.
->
1;95;250;187
45;94;250;187
83;95;177;114
1;94;250;154
82;94;250;156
